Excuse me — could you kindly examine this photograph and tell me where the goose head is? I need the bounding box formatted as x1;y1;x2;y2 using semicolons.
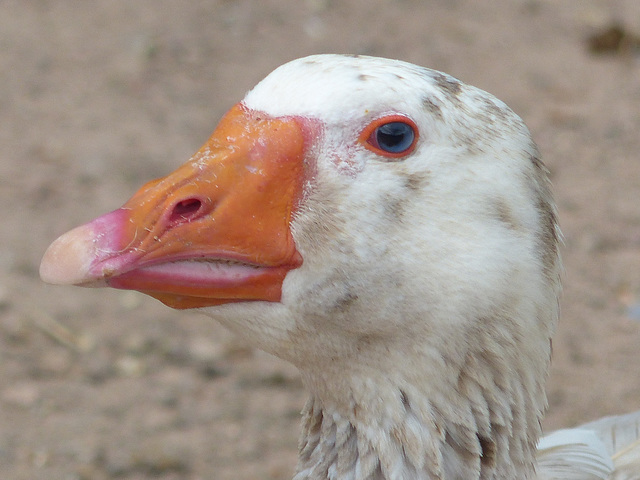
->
40;54;561;479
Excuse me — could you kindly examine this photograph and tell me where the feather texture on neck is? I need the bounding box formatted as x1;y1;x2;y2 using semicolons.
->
292;291;556;480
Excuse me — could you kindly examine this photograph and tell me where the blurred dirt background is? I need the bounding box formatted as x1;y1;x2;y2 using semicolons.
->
2;1;640;479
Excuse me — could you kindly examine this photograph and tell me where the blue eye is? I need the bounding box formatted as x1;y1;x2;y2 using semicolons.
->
362;116;418;158
374;122;415;153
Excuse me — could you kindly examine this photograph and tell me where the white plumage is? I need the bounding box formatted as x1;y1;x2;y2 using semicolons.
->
40;54;640;479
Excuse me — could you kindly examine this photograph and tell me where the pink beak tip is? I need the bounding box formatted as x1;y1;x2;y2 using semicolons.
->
40;223;99;286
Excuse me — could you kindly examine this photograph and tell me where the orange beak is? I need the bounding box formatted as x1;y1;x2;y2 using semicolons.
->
40;104;307;309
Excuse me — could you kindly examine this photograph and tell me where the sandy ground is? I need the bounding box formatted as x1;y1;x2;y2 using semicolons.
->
2;1;640;479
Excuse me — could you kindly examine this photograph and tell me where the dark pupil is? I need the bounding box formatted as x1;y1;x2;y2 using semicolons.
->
376;122;414;153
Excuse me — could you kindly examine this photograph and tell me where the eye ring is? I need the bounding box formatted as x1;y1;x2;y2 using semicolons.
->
359;115;419;159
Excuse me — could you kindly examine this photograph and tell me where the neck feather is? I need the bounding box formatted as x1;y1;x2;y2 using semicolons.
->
291;316;549;480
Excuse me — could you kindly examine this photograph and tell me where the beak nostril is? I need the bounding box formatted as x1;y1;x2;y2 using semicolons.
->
169;198;203;225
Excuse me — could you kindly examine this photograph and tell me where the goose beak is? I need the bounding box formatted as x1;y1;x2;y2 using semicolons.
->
40;104;306;309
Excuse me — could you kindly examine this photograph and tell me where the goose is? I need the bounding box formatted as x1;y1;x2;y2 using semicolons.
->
39;54;640;479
